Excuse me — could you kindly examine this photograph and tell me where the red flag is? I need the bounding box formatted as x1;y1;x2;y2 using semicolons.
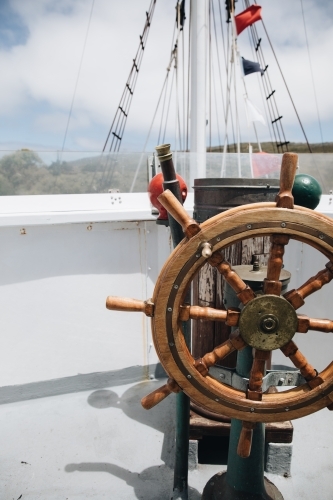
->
235;5;262;35
252;152;281;178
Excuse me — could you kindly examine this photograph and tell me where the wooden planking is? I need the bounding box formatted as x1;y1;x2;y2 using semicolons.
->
189;410;293;443
192;263;217;358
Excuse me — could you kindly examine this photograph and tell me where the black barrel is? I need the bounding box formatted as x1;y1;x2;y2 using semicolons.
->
193;178;280;222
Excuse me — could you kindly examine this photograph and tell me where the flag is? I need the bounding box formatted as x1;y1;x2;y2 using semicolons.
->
245;97;265;125
242;57;264;76
235;5;262;35
252;153;281;177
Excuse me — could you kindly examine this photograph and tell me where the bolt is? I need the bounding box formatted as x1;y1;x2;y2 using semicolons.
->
167;307;172;312
319;234;324;240
281;222;286;228
215;398;219;402
247;224;252;229
174;284;179;289
220;373;225;379
285;407;289;411
187;374;192;379
195;254;200;258
169;342;174;347
201;242;212;258
216;237;221;242
250;408;254;412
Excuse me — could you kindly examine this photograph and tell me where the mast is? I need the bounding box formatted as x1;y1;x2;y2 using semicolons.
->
190;0;208;184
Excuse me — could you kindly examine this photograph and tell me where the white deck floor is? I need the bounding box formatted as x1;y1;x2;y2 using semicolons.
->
1;379;332;500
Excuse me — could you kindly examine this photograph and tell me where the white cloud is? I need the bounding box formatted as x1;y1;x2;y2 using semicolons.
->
0;0;332;152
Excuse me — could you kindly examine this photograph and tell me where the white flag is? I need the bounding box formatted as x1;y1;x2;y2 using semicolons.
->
245;97;266;125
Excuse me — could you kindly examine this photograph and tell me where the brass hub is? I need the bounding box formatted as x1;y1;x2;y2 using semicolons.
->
239;294;298;351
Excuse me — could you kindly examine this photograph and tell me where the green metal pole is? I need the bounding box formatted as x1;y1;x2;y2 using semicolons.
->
226;347;267;497
173;333;191;499
225;281;268;497
155;144;190;500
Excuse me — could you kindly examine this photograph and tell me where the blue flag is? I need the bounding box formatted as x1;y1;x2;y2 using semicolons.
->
242;57;264;76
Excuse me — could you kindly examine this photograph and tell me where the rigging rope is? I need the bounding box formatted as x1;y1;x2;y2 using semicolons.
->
97;0;157;191
261;18;312;152
185;0;191;151
300;0;325;151
209;0;212;151
242;0;289;152
211;58;222;147
103;0;157;154
157;69;171;145
129;68;173;192
246;0;312;153
243;4;275;151
162;60;176;144
157;20;177;145
60;0;95;158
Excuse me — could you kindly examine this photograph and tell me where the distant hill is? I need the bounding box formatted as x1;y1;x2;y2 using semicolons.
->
208;142;333;154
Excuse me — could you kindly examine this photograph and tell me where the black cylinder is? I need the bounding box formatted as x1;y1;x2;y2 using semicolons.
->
193;178;280;223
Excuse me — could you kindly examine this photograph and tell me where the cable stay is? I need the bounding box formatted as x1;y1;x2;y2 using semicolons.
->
241;0;291;153
102;0;157;154
130;1;187;192
300;0;325;151
240;0;312;153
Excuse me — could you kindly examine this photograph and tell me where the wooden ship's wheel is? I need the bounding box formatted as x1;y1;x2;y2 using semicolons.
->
107;153;333;452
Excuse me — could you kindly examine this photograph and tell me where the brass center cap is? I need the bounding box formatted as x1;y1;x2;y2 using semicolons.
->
239;294;297;351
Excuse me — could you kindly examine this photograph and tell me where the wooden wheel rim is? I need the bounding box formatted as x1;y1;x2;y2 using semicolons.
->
152;203;333;423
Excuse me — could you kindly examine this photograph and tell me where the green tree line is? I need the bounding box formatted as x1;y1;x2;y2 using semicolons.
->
0;150;150;195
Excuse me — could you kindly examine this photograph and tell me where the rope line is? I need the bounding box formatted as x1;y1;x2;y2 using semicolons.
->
103;0;157;154
300;0;325;151
243;1;274;150
258;15;312;152
60;0;95;158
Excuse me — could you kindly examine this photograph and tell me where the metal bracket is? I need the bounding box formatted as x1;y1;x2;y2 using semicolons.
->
209;366;305;392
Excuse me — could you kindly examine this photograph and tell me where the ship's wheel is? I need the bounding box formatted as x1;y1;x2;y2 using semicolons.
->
106;153;333;455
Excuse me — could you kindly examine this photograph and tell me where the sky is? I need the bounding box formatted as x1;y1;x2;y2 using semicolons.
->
0;0;332;156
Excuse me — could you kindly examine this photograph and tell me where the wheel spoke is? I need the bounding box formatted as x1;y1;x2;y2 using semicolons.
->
193;331;246;376
157;189;201;238
297;314;333;333
263;234;290;295
179;305;240;325
106;296;154;316
141;378;181;409
284;262;333;310
208;251;256;304
247;350;270;401
237;421;256;458
275;152;298;209
280;340;324;388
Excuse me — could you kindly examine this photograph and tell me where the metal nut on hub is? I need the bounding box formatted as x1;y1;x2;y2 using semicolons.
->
260;314;279;334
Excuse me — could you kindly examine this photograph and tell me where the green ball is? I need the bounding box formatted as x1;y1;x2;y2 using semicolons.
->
292;174;322;210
